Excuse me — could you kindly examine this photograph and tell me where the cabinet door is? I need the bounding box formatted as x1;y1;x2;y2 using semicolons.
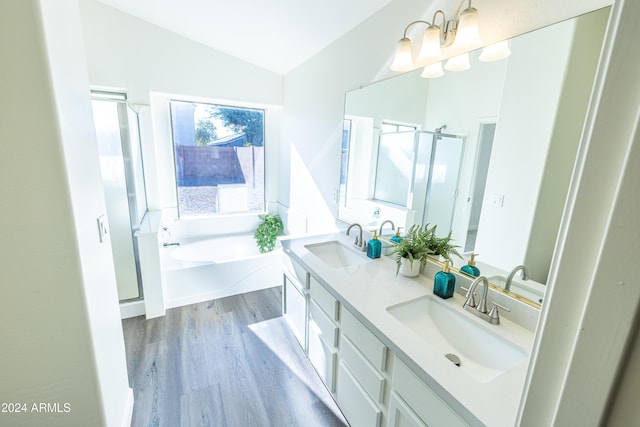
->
283;274;307;351
308;319;337;392
336;361;382;427
387;392;428;427
283;253;310;288
392;358;468;427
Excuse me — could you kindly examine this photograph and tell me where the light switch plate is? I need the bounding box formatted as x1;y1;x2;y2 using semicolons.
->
97;214;109;242
490;193;504;207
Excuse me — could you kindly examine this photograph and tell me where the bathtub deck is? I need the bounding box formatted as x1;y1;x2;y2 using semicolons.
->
163;245;283;309
122;286;348;427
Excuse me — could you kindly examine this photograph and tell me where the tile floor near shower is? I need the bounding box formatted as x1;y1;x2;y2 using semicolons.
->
122;286;348;427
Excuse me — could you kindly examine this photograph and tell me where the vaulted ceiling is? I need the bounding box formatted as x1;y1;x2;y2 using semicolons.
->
97;0;393;75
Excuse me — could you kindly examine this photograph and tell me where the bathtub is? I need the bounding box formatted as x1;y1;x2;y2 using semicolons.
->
161;233;283;308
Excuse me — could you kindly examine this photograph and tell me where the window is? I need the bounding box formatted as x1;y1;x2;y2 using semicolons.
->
381;122;417;133
170;100;265;217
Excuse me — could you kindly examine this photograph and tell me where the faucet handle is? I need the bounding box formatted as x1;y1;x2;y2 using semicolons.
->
488;302;511;324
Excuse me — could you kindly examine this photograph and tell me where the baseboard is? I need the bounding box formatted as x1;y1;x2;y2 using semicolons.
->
121;387;134;427
120;300;145;319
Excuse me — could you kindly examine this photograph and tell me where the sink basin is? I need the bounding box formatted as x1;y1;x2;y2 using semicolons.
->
386;295;529;382
304;241;370;269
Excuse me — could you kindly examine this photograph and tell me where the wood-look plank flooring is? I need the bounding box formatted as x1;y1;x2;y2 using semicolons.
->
122;286;348;427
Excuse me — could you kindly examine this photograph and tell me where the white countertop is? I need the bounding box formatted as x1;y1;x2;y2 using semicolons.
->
282;232;535;427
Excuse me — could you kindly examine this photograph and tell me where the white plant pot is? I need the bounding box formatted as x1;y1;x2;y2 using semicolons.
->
399;258;420;277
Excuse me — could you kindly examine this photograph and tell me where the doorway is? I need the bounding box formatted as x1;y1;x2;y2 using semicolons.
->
464;122;496;253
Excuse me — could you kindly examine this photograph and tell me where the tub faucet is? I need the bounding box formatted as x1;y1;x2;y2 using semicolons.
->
463;276;510;325
378;220;395;235
505;265;529;292
346;223;365;251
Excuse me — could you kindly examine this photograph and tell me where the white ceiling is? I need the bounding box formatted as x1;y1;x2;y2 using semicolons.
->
97;0;393;75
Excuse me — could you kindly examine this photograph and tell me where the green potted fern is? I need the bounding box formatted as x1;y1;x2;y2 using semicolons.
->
389;224;434;277
390;224;462;277
427;228;462;263
254;213;284;254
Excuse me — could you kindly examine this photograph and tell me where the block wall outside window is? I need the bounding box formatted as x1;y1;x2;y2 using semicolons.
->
169;100;265;217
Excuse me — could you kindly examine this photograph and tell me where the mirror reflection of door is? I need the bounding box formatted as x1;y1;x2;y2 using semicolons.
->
464;122;496;252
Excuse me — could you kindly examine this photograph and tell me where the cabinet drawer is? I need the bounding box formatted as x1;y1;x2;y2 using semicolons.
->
308;320;337;392
387;391;428;427
340;307;387;372
310;276;339;321
341;335;385;403
336;361;382;427
392;358;468;427
283;275;307;351
309;300;339;348
283;253;309;289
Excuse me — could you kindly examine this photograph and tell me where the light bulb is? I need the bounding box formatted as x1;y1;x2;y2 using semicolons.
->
444;53;470;71
453;7;482;51
416;26;443;65
479;40;512;61
421;62;444;78
390;38;414;72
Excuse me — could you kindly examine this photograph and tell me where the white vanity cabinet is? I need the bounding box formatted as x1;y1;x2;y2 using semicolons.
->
389;357;468;427
335;306;388;427
307;277;339;392
282;253;309;351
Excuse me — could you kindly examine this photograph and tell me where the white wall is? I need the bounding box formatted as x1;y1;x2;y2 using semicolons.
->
524;8;610;283
345;70;430;129
0;0;131;426
79;0;284;220
475;19;575;275
281;0;433;233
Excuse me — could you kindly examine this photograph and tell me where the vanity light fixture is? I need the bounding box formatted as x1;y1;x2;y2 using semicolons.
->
444;53;471;71
420;61;445;78
479;40;512;61
390;0;482;73
390;0;511;78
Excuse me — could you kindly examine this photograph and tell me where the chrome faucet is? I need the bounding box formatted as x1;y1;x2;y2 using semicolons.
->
464;276;489;314
378;220;395;235
346;223;366;251
463;276;510;325
505;265;529;292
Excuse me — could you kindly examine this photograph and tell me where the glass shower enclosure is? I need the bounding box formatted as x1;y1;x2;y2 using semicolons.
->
91;92;147;302
373;130;465;235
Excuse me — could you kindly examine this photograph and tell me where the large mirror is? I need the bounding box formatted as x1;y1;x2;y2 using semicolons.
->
338;7;610;303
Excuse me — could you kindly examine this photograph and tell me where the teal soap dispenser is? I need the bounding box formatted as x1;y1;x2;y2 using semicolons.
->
434;260;456;299
460;253;481;277
367;231;382;259
390;227;403;244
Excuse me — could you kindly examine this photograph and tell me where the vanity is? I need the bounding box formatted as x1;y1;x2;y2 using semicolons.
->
281;232;537;427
